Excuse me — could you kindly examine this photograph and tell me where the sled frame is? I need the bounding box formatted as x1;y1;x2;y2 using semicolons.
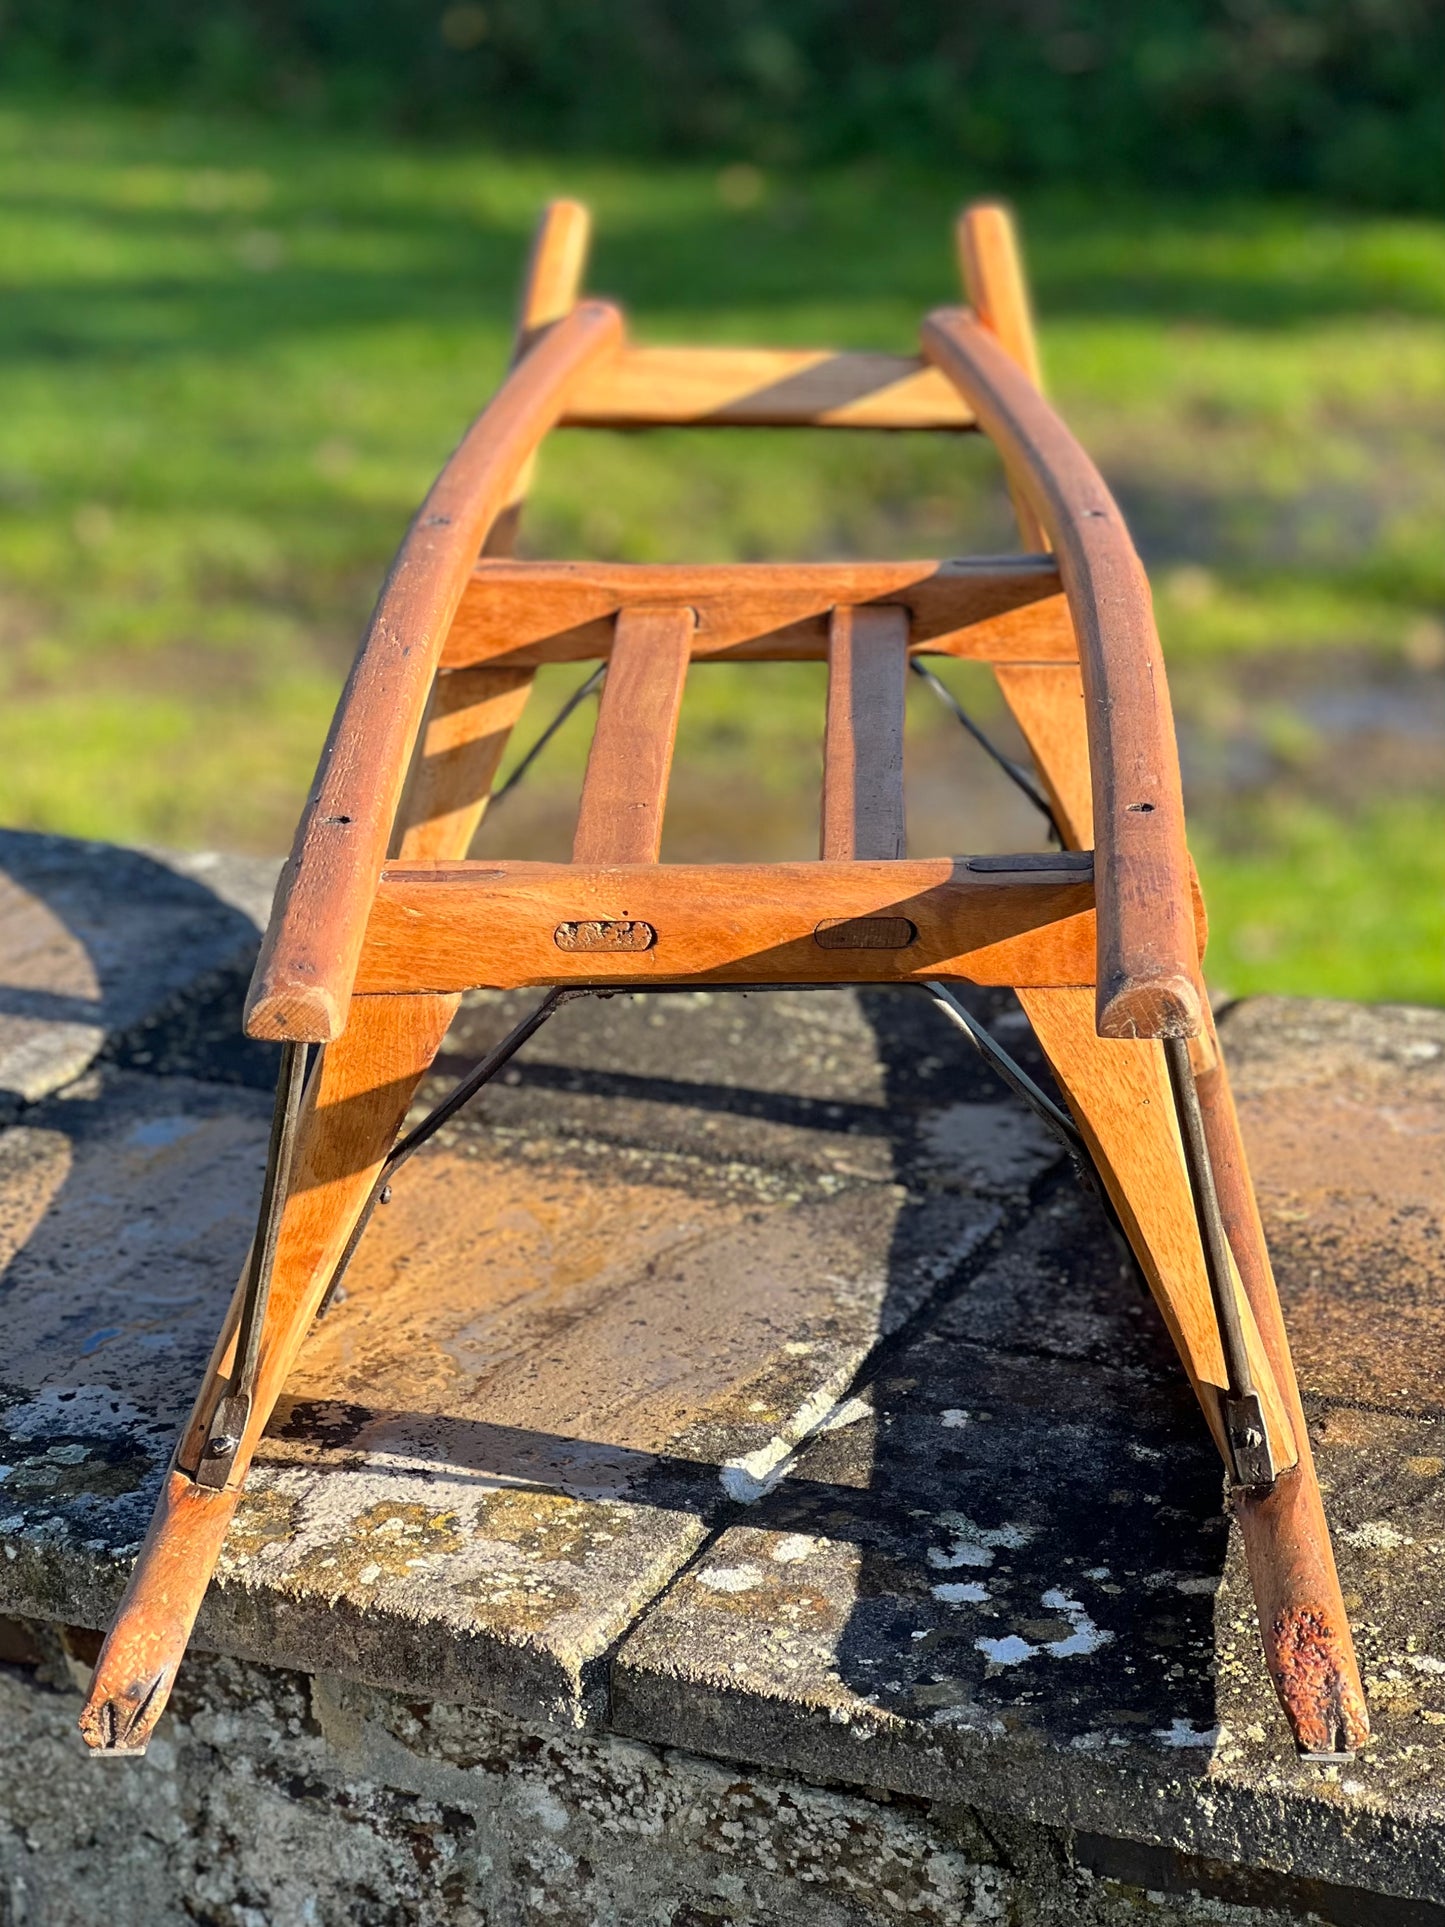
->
80;199;1367;1762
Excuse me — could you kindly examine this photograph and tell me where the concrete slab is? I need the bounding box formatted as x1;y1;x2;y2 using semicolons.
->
0;979;1018;1725
610;1000;1445;1905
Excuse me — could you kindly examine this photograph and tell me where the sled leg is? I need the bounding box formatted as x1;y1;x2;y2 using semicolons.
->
79;992;460;1753
1017;986;1367;1753
1195;1024;1369;1755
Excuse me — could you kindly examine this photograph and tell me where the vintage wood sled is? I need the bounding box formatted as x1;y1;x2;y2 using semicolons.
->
80;200;1368;1760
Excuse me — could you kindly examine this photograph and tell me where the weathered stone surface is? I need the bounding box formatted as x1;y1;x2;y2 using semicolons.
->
0;831;280;1110
1;832;1443;1923
0;1635;1357;1927
0;967;1018;1725
1222;996;1445;1412
611;1001;1445;1905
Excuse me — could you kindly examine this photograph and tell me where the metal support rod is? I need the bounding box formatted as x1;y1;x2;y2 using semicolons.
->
924;982;1083;1156
909;657;1062;841
316;987;582;1316
1163;1034;1278;1490
196;1039;309;1488
490;665;605;808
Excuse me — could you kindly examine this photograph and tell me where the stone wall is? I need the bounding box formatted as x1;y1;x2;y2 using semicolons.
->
1;830;1443;1925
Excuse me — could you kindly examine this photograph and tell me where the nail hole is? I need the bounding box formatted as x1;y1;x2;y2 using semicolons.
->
323;814;353;825
1127;802;1155;813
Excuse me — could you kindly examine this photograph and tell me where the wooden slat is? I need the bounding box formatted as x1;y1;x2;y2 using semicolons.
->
821;606;909;861
443;557;1073;669
957;202;1050;551
923;307;1201;1042
351;854;1141;994
483;197;593;562
563;345;976;429
243;300;624;1044
573;606;694;864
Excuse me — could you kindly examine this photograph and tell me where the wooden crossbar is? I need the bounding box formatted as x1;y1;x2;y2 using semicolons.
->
562;346;976;429
443;557;1073;669
356;855;1106;993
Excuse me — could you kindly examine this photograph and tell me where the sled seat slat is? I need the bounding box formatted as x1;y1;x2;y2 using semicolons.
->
821;606;910;862
563;346;976;430
573;605;694;865
443;557;1073;669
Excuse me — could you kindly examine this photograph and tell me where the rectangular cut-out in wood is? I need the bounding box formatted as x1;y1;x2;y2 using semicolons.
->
82;197;1368;1768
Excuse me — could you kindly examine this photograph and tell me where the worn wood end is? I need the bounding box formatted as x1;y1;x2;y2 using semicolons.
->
1096;972;1203;1042
243;979;344;1044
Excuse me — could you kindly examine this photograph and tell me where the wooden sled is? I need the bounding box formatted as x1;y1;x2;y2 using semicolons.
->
80;200;1368;1760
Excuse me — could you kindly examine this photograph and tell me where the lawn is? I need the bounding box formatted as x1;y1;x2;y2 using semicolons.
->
0;102;1441;1003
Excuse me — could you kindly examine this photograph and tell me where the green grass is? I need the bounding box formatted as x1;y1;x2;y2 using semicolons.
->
0;102;1441;1001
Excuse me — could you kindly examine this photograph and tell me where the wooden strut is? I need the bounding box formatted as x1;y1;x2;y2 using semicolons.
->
79;198;1367;1761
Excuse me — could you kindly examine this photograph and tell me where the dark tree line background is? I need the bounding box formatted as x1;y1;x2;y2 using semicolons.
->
4;0;1442;205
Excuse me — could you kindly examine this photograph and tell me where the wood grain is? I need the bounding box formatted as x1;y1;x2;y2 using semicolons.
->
956;201;1050;552
353;855;1131;992
483;197;593;561
821;606;909;861
81;990;459;1754
992;661;1093;847
923;307;1201;1041
395;666;534;862
573;606;694;864
1018;984;1296;1472
444;556;1072;669
244;299;623;1045
562;345;976;429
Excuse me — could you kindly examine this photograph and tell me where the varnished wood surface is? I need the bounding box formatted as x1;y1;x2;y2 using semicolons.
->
573;606;694;864
244;299;624;1046
923;306;1201;1042
562;344;976;429
395;666;535;862
956;202;1050;553
354;856;1129;992
483;197;593;561
396;201;595;861
444;556;1073;669
82;990;460;1753
821;606;909;861
1019;985;1296;1470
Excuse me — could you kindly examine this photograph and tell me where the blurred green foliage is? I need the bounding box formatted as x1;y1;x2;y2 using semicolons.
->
3;2;1443;206
0;103;1441;1001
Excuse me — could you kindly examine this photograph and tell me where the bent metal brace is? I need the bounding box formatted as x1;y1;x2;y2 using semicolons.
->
80;200;1369;1760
